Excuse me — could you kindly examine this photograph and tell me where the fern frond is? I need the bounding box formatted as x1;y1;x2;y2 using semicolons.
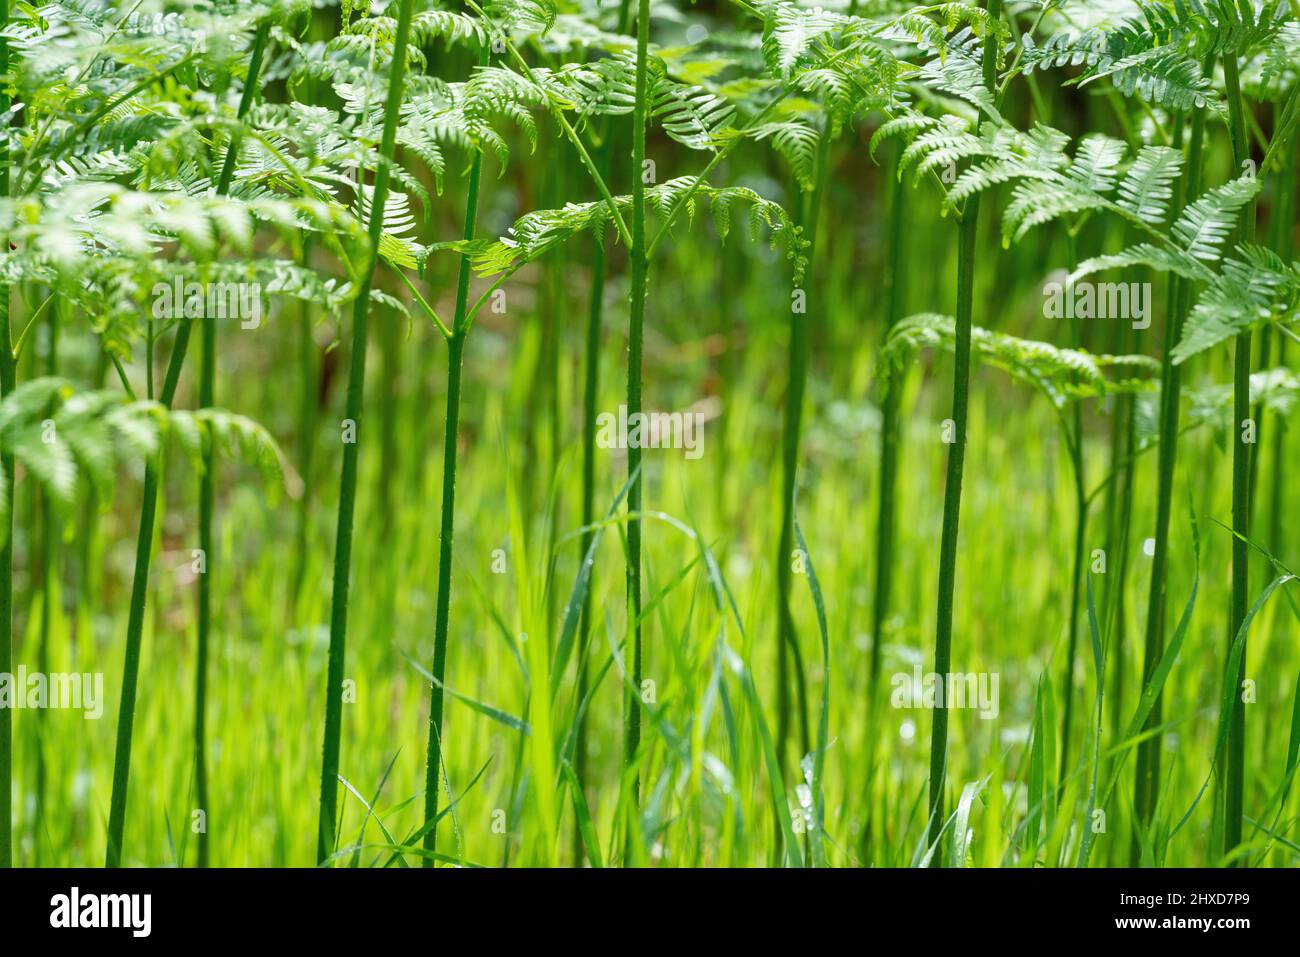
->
1173;244;1298;362
1171;176;1261;262
1187;366;1300;433
651;80;736;151
746;118;821;190
882;312;1161;408
1001;181;1106;244
441;176;808;283
759;1;846;79
1115;145;1184;224
1071;244;1214;284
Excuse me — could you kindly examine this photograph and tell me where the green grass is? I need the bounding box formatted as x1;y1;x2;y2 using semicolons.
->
14;276;1295;867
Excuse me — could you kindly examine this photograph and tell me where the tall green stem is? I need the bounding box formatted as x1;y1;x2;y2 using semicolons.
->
775;132;829;830
575;222;605;864
196;19;270;870
870;142;908;700
1133;93;1209;862
575;0;631;866
1058;411;1087;789
106;18;270;869
1222;54;1255;862
33;302;58;864
926;0;999;857
293;235;318;608
927;190;979;854
1058;237;1087;792
0;0;12;869
860;139;908;861
422;64;485;862
1105;316;1137;767
1266;138;1296;561
317;0;414;864
623;0;650;818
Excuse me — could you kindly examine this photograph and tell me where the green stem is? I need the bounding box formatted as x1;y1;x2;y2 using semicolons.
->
870;141;908;700
1222;54;1255;862
293;235;318;609
33;301;58;865
1058;237;1086;793
1133;91;1209;862
574;226;604;865
422;84;484;865
104;14;270;871
194;18;270;871
106;309;199;867
1267;138;1296;561
623;0;650;828
775;131;829;858
1104;313;1137;787
575;2;630;866
927;189;979;856
195;309;214;868
1058;399;1087;792
860;139;908;861
317;0;415;864
926;0;999;860
0;0;12;870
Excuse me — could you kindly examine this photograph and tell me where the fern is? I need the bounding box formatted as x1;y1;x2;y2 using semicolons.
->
1022;0;1291;113
168;407;287;494
759;0;846;79
0;376;280;537
746;117;822;190
1170;175;1261;261
1115;145;1184;223
1071;244;1213;284
882;313;1161;409
1002;181;1108;245
1067;134;1127;193
1187;366;1300;437
1173;244;1299;362
439;175;808;284
651;78;737;150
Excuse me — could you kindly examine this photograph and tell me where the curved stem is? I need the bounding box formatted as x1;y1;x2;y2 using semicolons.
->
471;2;632;250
